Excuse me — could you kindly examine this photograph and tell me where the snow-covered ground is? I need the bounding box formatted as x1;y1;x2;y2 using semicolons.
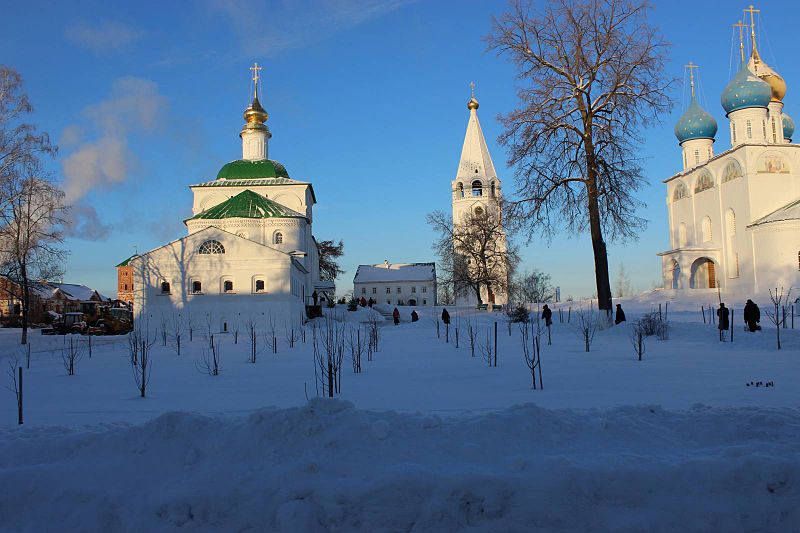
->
1;291;799;531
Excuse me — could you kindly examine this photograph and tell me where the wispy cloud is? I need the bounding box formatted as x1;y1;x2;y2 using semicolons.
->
64;20;142;54
209;0;414;57
60;77;167;240
63;205;112;241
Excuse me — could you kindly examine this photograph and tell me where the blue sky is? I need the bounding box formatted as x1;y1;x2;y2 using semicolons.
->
1;0;798;299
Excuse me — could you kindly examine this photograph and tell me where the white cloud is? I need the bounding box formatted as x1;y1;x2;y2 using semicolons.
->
61;77;166;204
63;205;112;241
64;20;142;53
209;0;414;56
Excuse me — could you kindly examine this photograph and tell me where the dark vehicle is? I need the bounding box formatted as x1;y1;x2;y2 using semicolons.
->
41;312;86;335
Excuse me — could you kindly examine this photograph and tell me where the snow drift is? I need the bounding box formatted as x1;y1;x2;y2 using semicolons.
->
1;399;799;532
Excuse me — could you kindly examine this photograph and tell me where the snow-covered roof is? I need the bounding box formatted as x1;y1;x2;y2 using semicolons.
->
353;262;436;283
29;281;109;302
748;198;800;227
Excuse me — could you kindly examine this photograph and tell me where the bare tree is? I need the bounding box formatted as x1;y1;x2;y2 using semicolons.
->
615;264;632;298
197;335;222;376
514;268;554;304
766;287;792;350
61;337;83;376
168;313;183;355
285;319;300;349
479;328;495;368
574;305;599;352
244;315;263;363
428;208;518;305
466;316;479;358
520;321;544;389
265;312;278;354
348;325;365;374
0;166;66;345
487;0;674;313
5;357;22;424
312;316;346;397
630;321;646;361
132;328;156;398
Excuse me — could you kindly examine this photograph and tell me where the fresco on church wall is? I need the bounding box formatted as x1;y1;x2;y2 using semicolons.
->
756;153;790;174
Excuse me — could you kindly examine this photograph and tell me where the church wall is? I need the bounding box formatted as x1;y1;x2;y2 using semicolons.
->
751;222;800;293
132;230;307;327
190;184;310;218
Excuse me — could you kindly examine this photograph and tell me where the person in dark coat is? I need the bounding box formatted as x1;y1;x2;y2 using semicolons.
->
614;304;626;325
717;303;730;331
743;299;760;332
441;308;450;325
359;296;367;307
541;304;553;327
368;297;374;307
392;307;400;325
411;310;419;322
312;291;318;306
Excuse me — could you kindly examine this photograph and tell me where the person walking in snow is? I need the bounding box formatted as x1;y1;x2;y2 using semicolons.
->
392;307;400;325
541;304;553;327
614;304;626;325
312;291;318;306
717;303;730;331
411;310;419;322
360;296;367;307
441;308;450;325
368;297;374;307
743;299;760;332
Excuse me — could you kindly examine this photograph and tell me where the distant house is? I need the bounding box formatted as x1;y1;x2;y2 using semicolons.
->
30;282;110;316
353;261;437;306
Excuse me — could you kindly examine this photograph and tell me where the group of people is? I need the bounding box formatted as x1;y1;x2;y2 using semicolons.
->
717;299;761;332
392;307;449;326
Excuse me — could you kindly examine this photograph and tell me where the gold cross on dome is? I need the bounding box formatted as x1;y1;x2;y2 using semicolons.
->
684;61;698;97
470;81;475;98
250;62;262;98
744;5;760;49
733;20;747;61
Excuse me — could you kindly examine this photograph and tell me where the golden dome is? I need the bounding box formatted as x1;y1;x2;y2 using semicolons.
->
467;96;479;110
243;96;269;124
749;49;787;103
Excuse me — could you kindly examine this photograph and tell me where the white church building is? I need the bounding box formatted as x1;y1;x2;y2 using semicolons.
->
659;12;799;297
128;65;327;330
451;87;509;306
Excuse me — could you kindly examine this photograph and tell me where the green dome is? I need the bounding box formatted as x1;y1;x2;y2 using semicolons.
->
191;190;303;220
216;159;289;180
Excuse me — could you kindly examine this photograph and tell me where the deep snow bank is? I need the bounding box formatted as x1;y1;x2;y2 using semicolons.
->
1;400;799;533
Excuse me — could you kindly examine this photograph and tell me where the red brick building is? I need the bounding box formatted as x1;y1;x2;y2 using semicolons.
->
116;255;137;307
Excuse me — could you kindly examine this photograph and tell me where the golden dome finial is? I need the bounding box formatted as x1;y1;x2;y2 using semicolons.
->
467;81;479;110
743;6;787;102
244;62;269;125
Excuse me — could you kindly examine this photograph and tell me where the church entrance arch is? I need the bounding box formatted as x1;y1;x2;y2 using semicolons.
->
408;299;417;306
689;258;717;289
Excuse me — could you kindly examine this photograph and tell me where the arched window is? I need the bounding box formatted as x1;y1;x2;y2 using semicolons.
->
274;232;283;244
673;182;689;201
474;206;484;216
160;281;170;294
191;280;202;294
694;149;700;164
701;216;713;242
490;182;496;197
722;159;743;182
725;209;738;278
746;119;752;139
771;118;777;142
694;171;714;194
732;122;737;143
255;279;265;293
472;180;483;197
458;182;464;198
223;280;234;293
762;120;767;139
198;240;225;254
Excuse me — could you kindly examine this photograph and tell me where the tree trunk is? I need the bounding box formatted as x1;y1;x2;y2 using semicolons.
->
20;262;29;345
586;173;613;313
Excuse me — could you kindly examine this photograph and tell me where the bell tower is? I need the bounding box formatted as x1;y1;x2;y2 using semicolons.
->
240;62;271;161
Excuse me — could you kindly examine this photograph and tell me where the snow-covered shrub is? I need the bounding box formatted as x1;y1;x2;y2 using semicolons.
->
506;304;530;323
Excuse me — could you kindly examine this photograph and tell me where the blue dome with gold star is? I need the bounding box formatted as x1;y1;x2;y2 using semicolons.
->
675;96;717;144
721;60;772;115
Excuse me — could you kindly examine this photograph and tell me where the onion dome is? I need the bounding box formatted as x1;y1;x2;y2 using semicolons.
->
749;49;787;103
216;159;289;180
721;60;772;115
467;96;479;110
675;96;717;144
783;113;795;141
